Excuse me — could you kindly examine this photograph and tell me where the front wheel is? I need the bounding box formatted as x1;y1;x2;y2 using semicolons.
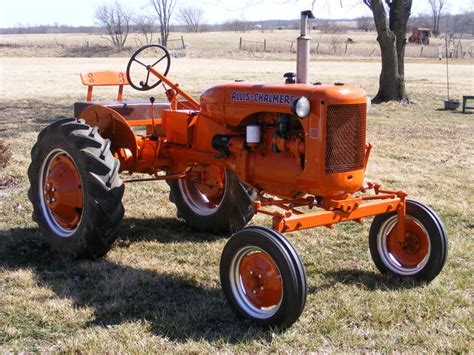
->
369;200;448;281
220;226;307;328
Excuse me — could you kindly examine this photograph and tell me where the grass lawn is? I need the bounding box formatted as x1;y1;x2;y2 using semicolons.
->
0;55;473;352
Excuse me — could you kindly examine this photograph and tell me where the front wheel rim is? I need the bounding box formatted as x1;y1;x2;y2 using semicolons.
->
229;246;283;319
377;215;431;276
38;149;84;237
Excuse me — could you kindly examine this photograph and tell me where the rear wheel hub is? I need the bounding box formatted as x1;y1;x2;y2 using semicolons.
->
40;150;84;235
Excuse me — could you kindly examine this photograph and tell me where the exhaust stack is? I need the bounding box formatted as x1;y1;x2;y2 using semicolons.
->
296;10;315;84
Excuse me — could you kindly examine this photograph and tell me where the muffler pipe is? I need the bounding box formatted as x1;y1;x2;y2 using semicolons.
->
296;10;315;84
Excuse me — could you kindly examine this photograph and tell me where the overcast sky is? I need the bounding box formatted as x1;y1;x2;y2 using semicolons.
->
0;0;471;28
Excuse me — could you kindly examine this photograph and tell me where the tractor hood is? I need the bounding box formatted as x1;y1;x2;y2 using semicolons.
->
200;81;367;126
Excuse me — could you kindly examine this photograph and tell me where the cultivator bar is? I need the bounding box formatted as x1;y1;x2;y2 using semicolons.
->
254;183;407;240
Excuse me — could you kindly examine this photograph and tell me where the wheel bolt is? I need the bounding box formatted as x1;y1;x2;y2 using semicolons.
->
258;274;262;279
51;187;56;192
51;198;56;203
260;286;264;290
253;289;256;294
249;270;253;275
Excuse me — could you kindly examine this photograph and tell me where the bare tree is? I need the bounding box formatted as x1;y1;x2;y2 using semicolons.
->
178;6;205;33
363;0;412;103
150;0;176;47
134;16;156;45
407;12;431;30
95;2;132;51
357;16;374;31
319;20;342;33
451;12;474;35
222;19;251;32
330;34;342;54
427;0;447;36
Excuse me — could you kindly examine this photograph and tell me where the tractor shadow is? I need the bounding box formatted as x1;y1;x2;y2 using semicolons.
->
0;100;72;138
115;216;228;245
118;214;434;293
0;226;274;344
311;268;426;292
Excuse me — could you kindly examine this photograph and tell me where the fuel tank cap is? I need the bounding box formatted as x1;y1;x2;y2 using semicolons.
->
283;72;296;84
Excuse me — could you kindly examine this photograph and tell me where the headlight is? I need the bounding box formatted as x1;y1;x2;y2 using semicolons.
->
366;96;372;113
291;96;311;118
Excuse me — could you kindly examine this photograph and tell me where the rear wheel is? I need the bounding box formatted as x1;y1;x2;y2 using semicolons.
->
168;167;254;234
28;118;124;258
220;226;307;328
369;200;448;281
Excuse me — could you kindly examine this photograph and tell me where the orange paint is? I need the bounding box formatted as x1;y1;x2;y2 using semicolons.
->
239;251;283;308
74;66;409;235
80;71;128;101
43;154;83;229
387;219;430;268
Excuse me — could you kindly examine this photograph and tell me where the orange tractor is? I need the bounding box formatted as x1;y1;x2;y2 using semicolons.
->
28;11;447;328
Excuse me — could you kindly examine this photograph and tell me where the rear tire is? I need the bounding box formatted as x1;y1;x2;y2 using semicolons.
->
28;118;124;259
220;226;307;328
168;168;255;234
369;200;447;281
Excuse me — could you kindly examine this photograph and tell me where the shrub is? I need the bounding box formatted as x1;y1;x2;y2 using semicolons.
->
0;139;11;170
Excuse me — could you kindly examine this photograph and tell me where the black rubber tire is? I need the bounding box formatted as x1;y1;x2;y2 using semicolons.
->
28;118;125;259
220;226;307;328
167;169;255;234
369;200;448;281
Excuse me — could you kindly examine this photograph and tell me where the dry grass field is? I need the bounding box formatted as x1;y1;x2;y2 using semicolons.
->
0;32;473;352
1;29;473;60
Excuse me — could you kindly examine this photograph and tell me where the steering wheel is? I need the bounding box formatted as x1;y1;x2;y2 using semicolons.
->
126;44;171;91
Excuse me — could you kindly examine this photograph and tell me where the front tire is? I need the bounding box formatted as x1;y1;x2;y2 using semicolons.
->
28;118;124;259
220;226;307;328
168;167;254;234
369;200;448;281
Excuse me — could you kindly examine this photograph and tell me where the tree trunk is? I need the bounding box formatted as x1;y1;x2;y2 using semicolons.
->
375;31;404;102
390;0;410;102
365;0;412;103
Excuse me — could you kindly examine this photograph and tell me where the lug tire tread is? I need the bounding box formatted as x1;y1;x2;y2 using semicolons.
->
28;119;124;259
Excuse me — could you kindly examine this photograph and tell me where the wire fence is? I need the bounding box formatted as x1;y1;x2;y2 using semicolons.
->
238;36;473;59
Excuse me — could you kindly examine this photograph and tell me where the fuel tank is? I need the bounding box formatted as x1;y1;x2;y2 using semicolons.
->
199;81;367;127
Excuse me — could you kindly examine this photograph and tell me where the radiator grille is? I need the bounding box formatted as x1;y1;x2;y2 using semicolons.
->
325;103;367;174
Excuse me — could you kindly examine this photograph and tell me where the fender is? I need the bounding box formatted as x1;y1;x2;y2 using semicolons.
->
79;105;138;165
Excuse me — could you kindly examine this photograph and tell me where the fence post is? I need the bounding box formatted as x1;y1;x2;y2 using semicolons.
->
264;39;267;52
181;35;185;49
239;37;243;50
344;43;348;55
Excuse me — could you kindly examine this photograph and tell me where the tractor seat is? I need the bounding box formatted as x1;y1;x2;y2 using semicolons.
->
75;71;172;123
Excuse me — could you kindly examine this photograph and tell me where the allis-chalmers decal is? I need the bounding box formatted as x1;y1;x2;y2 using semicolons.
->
231;91;298;105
